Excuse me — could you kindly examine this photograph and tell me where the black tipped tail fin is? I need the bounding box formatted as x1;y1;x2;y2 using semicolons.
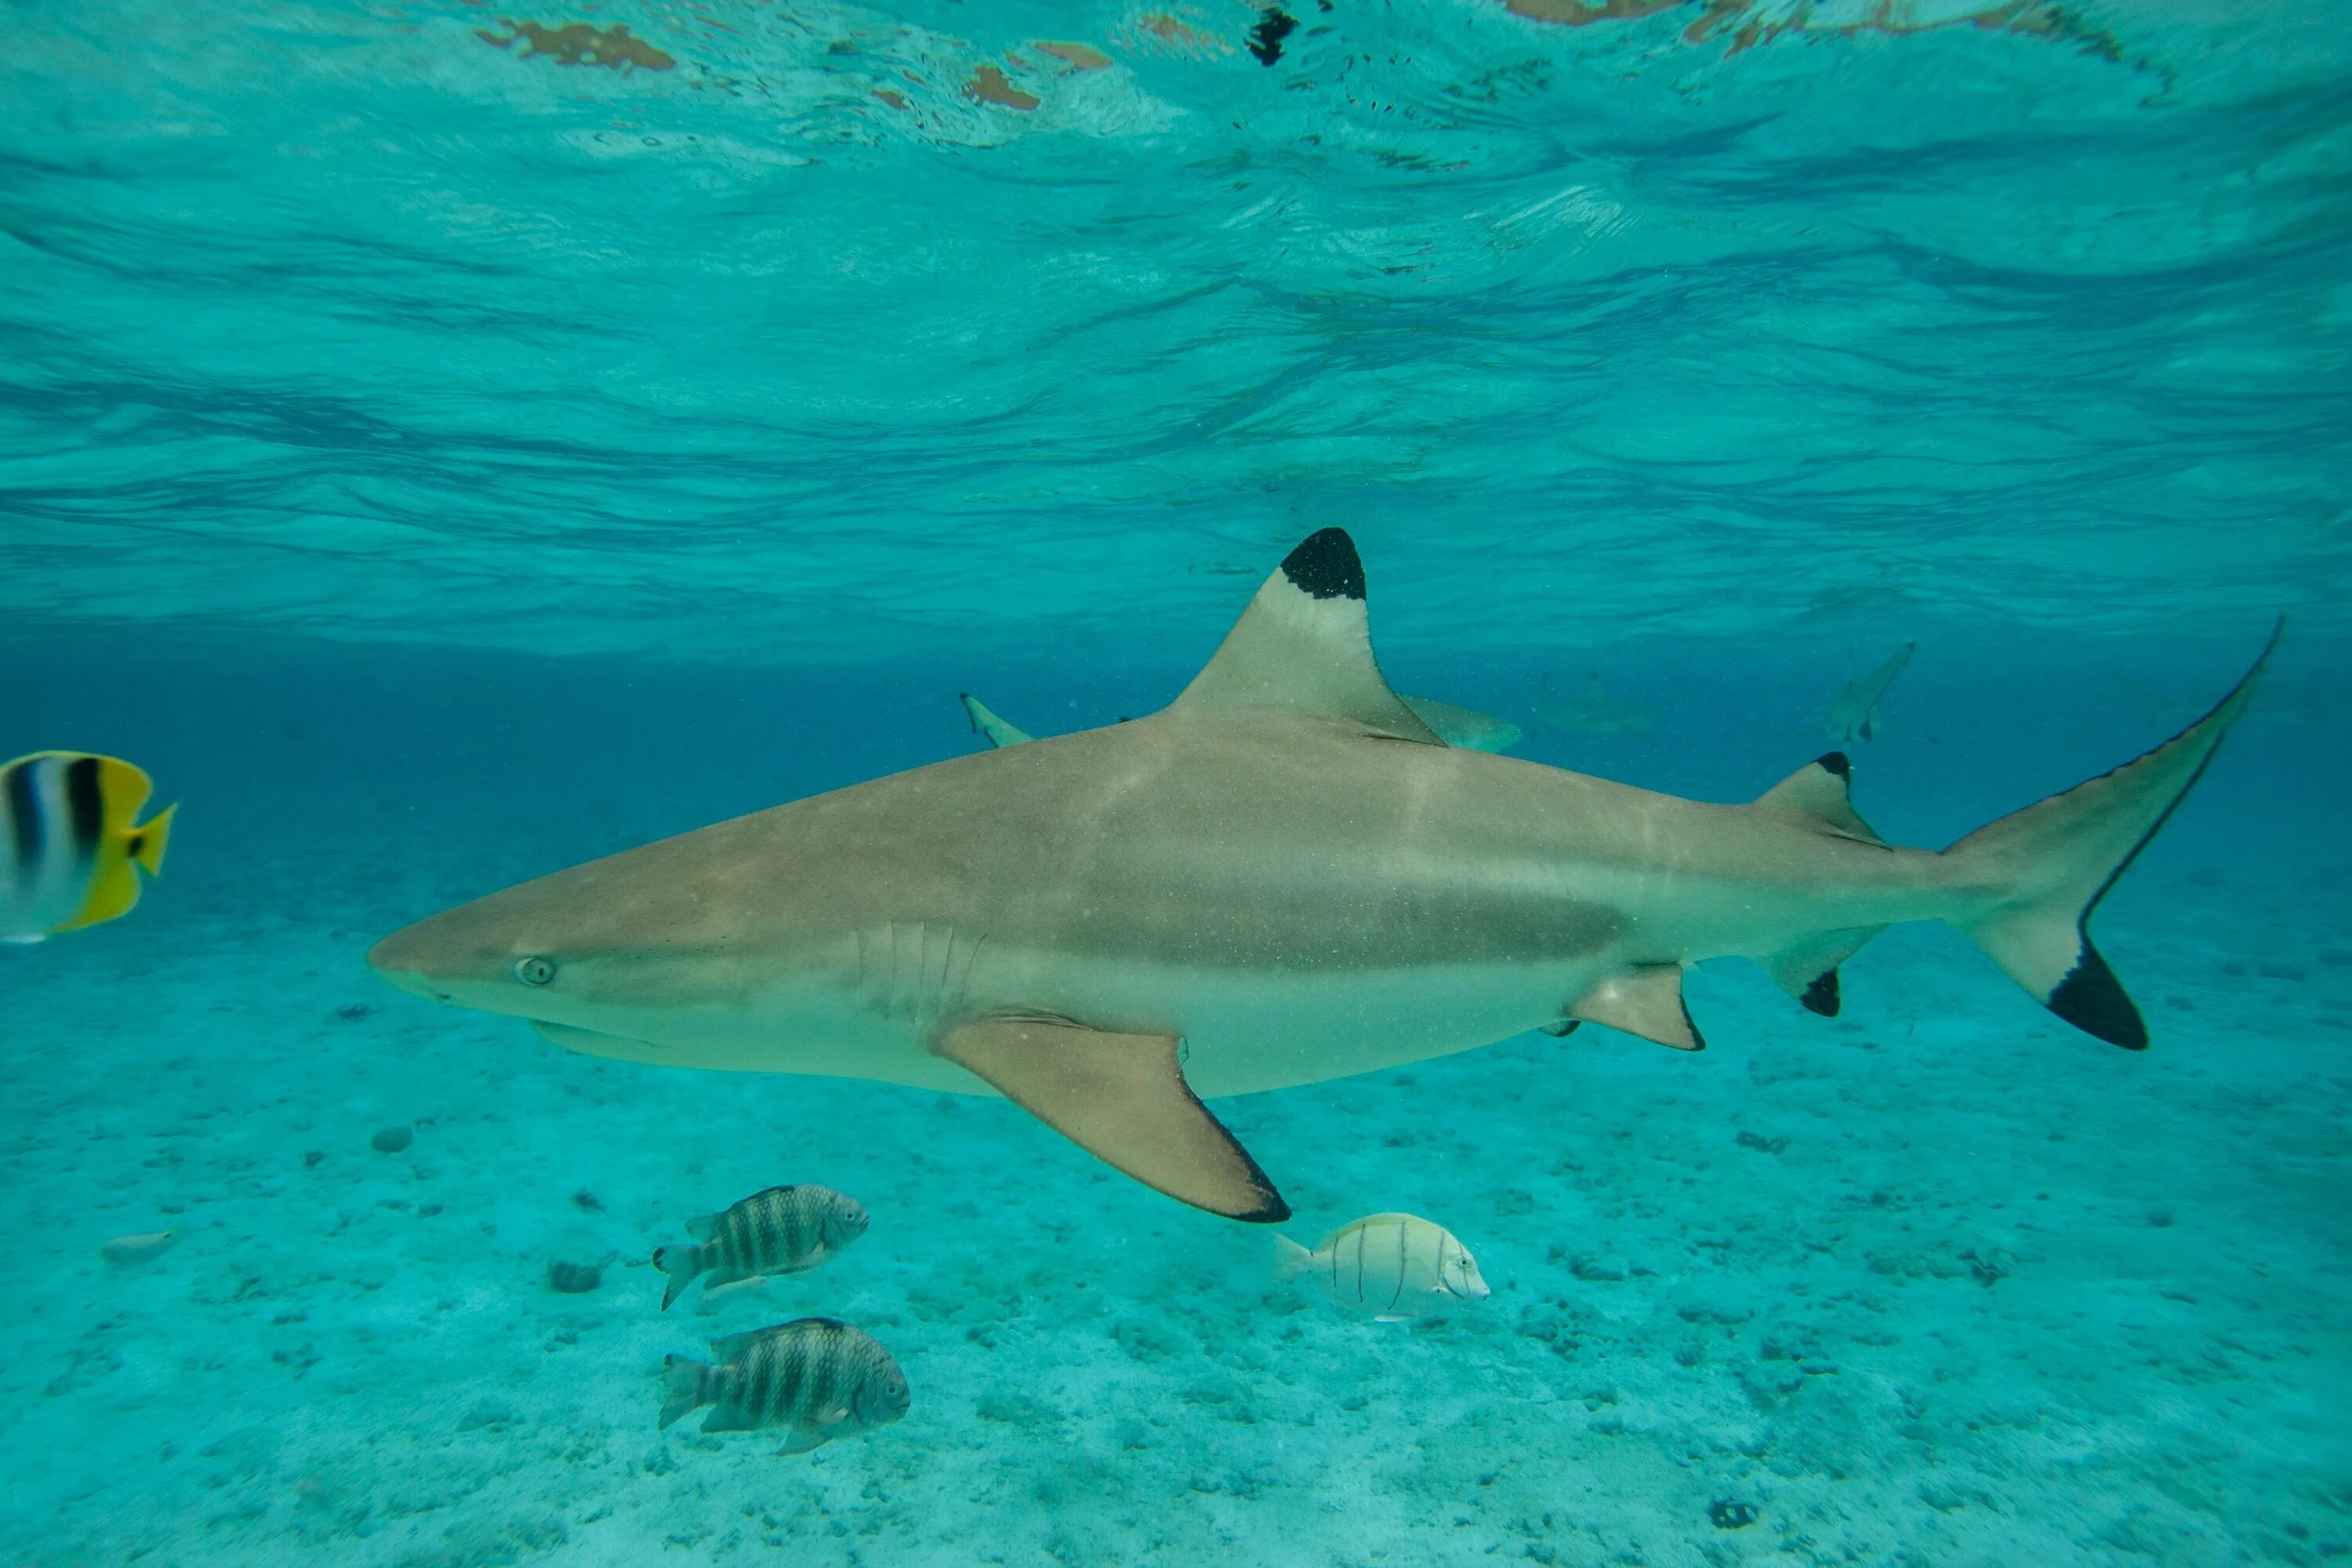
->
1948;621;2278;1047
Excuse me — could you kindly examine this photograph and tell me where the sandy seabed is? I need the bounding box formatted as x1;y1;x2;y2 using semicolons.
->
3;741;2347;1568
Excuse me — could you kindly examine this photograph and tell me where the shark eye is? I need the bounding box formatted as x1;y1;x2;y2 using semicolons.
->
513;956;557;987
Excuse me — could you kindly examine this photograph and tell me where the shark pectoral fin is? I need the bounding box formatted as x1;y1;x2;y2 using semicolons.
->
1570;966;1705;1051
1167;528;1444;746
1753;753;1885;845
931;1014;1290;1223
1759;926;1887;1018
960;694;1035;748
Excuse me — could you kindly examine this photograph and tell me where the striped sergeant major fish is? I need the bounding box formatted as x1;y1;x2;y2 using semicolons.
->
659;1316;909;1454
652;1183;869;1310
2;753;177;943
1274;1213;1490;1323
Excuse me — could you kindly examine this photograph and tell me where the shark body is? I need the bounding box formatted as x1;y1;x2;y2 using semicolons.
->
960;690;1523;753
371;531;2272;1224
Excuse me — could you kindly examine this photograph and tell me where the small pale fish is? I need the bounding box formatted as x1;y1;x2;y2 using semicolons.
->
100;1230;177;1265
1396;695;1523;753
1823;642;1915;743
691;1274;775;1316
2;753;176;942
1273;1213;1490;1323
1536;672;1652;736
653;1184;869;1311
960;694;1036;749
659;1316;909;1454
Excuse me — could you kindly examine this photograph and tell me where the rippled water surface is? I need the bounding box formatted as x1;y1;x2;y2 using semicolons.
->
5;0;2347;656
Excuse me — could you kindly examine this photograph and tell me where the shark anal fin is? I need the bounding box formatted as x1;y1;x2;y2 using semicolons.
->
1168;528;1444;746
1570;966;1704;1051
960;694;1034;748
1754;753;1885;846
1537;1018;1581;1038
1759;924;1886;1018
931;1014;1290;1223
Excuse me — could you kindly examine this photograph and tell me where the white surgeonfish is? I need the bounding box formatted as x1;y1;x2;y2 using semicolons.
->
1274;1213;1490;1322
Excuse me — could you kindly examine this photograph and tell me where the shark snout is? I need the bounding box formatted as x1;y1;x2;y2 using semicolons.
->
367;924;458;1002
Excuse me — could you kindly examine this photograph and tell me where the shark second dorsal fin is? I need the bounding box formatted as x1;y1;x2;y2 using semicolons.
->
1169;528;1443;744
1754;753;1885;845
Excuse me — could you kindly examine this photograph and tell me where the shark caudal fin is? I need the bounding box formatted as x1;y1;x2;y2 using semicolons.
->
1946;622;2279;1049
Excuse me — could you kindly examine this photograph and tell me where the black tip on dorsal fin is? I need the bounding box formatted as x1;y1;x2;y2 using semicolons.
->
1816;751;1851;779
1279;528;1365;602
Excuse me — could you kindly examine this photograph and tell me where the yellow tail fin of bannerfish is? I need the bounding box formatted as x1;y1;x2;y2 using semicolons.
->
53;758;176;934
130;800;176;877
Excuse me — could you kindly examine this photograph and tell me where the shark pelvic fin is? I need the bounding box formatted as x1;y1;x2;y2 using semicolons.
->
1169;528;1443;745
931;1013;1290;1223
1754;753;1885;845
960;694;1035;749
1569;965;1704;1051
1759;925;1886;1017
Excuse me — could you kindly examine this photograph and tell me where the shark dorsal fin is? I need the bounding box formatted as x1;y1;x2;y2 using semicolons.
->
1169;528;1443;744
1754;753;1885;845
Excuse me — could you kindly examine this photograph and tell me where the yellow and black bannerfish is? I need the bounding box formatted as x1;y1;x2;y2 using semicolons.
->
1;753;176;942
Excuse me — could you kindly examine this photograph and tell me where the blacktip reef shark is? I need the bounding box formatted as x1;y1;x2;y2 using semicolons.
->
1824;642;1915;743
369;531;2276;1225
960;691;1524;753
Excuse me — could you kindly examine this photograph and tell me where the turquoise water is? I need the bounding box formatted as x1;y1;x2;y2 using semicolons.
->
4;2;2350;1564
